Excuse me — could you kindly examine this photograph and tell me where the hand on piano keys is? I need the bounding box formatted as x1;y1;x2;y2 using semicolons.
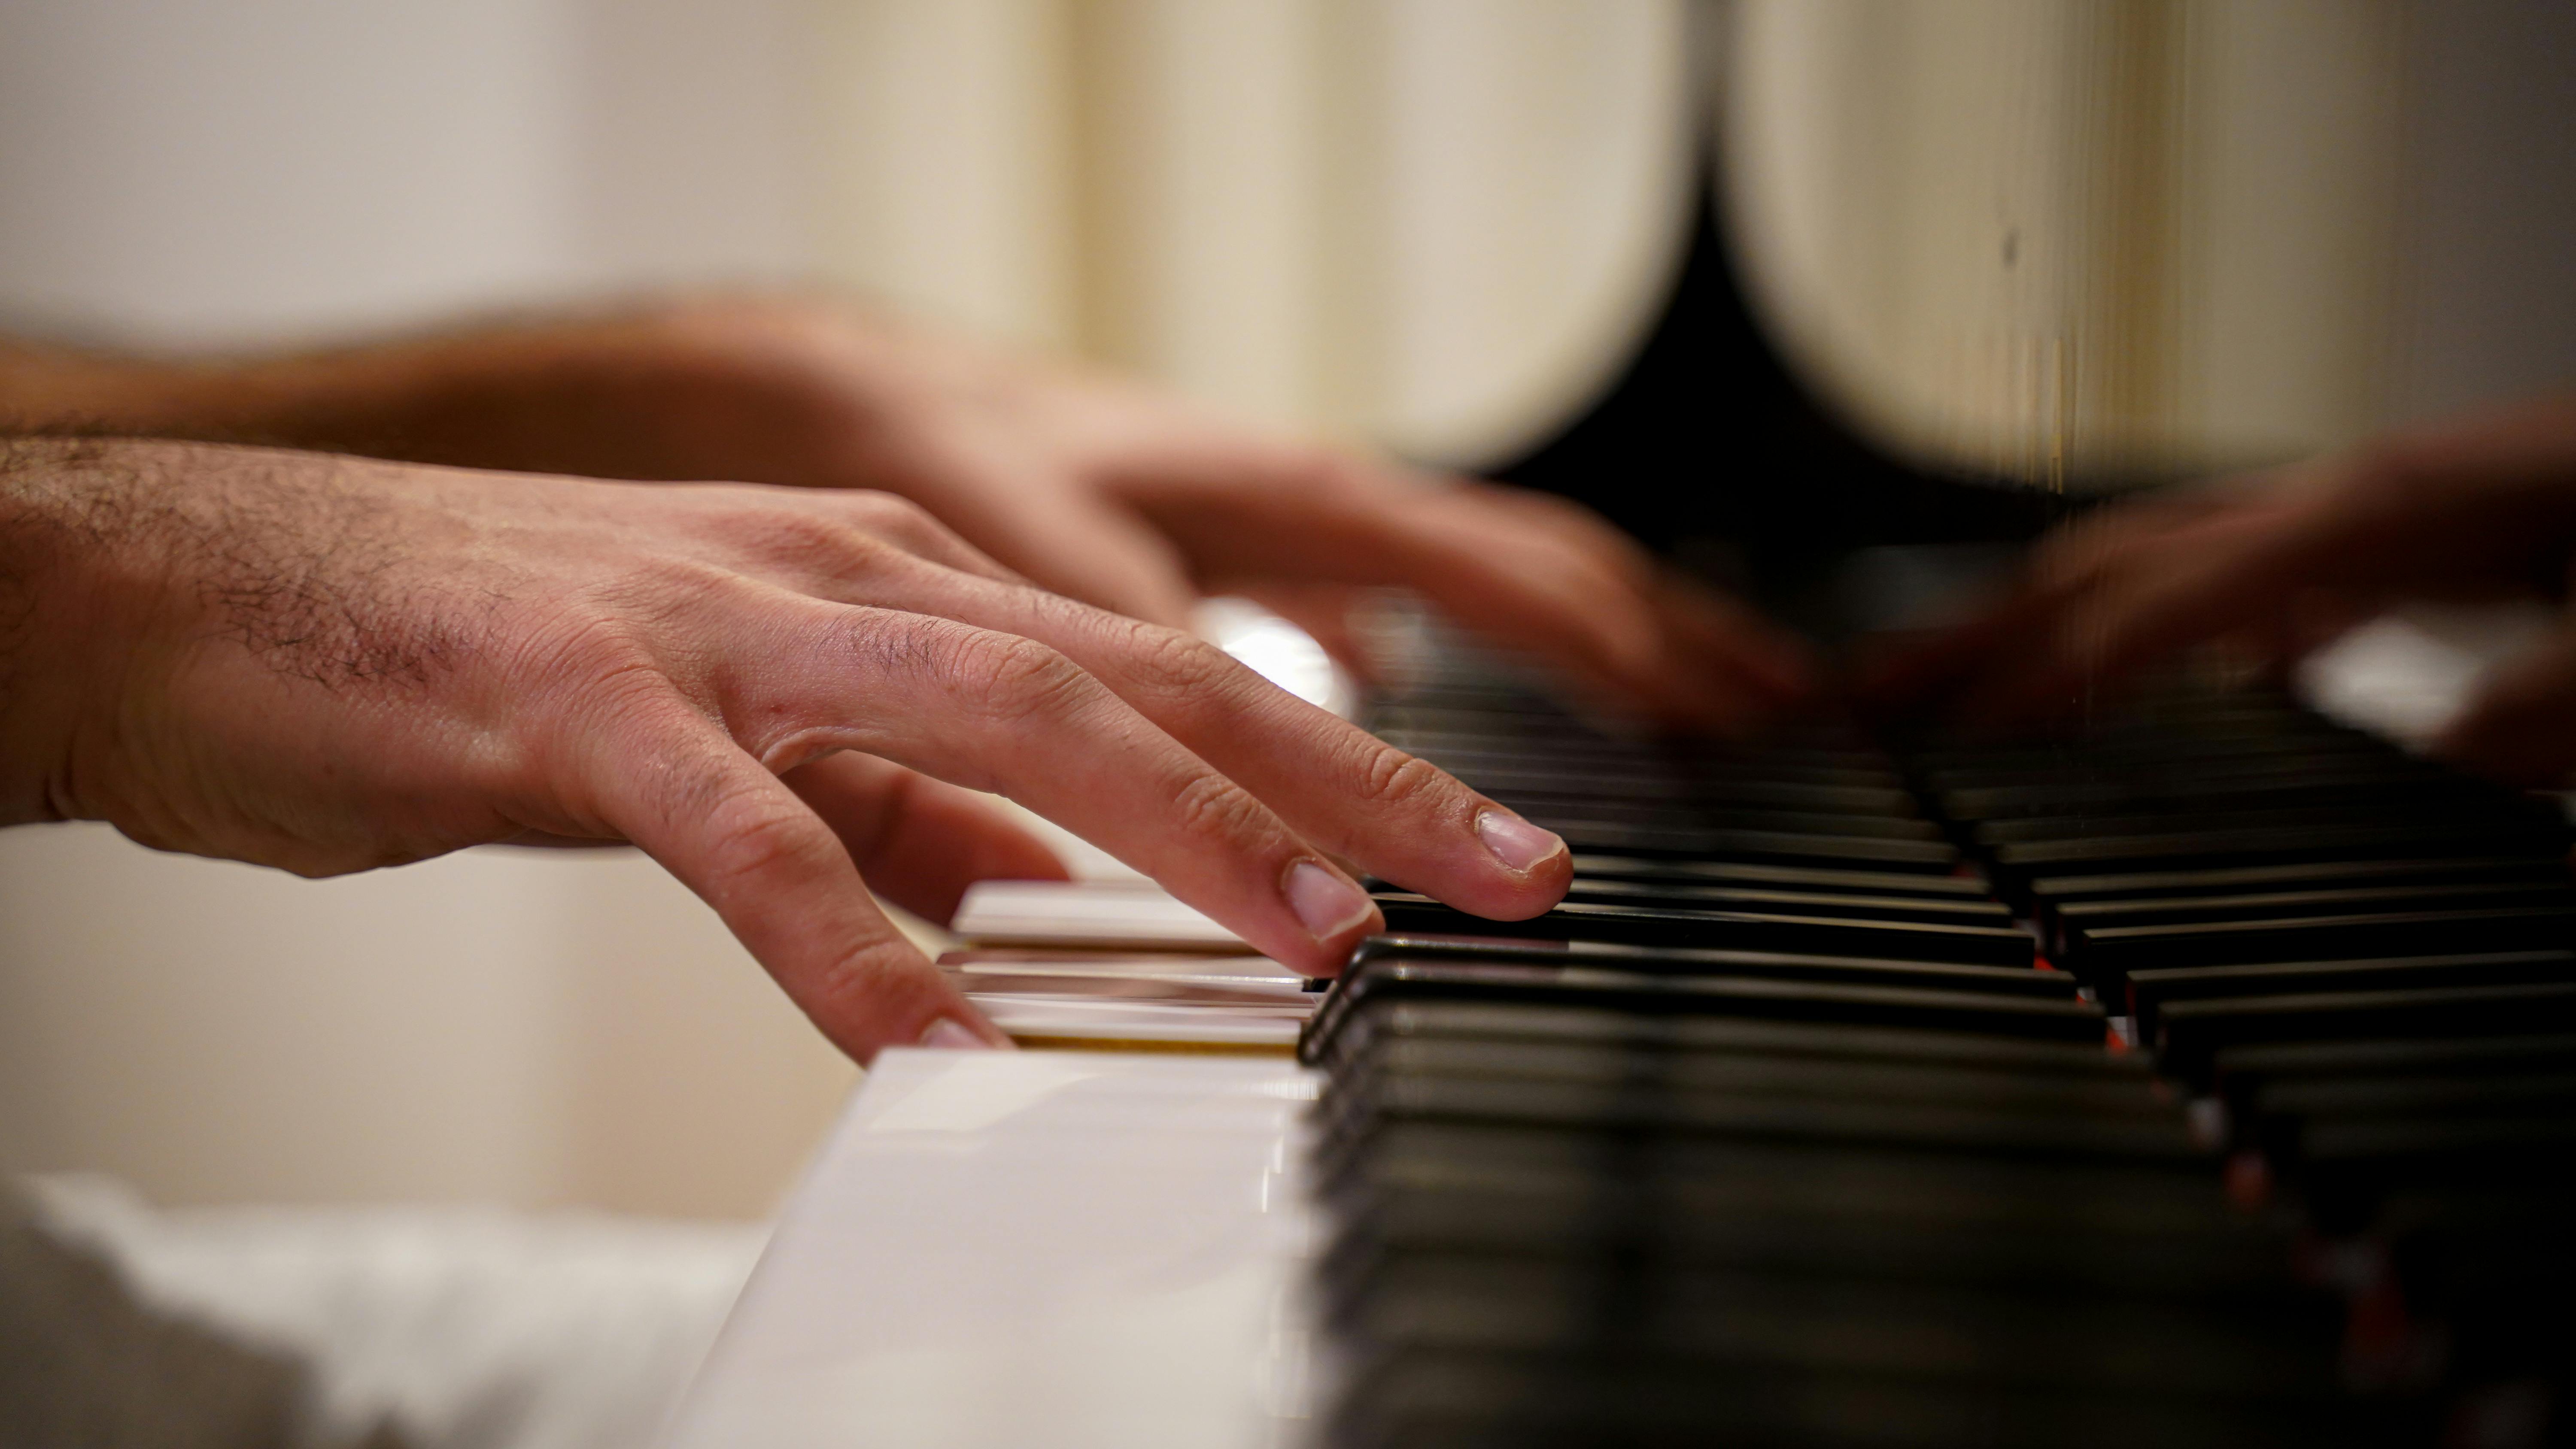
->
1866;388;2576;788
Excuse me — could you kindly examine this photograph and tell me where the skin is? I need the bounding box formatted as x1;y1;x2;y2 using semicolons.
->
0;437;1582;1063
0;296;1814;734
1866;391;2576;784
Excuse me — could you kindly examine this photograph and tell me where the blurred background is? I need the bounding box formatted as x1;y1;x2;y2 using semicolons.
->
3;0;2573;1226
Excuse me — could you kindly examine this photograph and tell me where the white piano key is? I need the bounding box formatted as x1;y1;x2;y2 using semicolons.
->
951;880;1252;951
664;1051;1320;1449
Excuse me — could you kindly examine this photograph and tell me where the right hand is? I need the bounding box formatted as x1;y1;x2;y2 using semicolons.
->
0;439;1575;1061
1864;392;2576;782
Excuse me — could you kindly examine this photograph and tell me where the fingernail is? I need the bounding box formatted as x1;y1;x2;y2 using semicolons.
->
920;1017;1005;1051
1475;810;1564;873
1285;859;1375;941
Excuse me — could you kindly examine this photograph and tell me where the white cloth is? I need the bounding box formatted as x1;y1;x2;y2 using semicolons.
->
24;1176;765;1449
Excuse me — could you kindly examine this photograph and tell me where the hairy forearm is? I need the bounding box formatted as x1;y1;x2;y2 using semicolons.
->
0;296;904;486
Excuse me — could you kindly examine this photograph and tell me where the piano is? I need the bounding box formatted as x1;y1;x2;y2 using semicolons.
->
666;139;2576;1449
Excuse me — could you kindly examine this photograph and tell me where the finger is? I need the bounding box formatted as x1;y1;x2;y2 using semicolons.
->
906;466;1202;630
2434;626;2576;785
784;750;1068;924
1883;492;2361;733
710;599;1388;975
1856;489;2285;717
1117;453;1775;728
589;712;1006;1062
1646;572;1819;735
662;482;1030;590
1231;581;1378;684
812;569;1573;922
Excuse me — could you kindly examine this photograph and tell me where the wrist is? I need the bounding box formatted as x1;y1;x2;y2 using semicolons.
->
0;437;166;827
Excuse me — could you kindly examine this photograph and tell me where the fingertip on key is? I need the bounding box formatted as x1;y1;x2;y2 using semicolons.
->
1475;809;1566;876
1285;858;1379;945
920;1016;1014;1051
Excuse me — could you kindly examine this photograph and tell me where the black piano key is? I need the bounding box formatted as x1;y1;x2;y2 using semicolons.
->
1315;1070;2206;1170
2214;1031;2576;1116
1534;822;1963;871
1369;894;2032;966
2249;1070;2576;1162
1452;766;1916;815
2124;950;2576;1037
2028;855;2572;907
1331;936;2072;1000
1985;819;2573;897
1325;1342;2408;1449
1331;1036;2163;1125
2049;880;2574;940
1300;953;2107;1064
1565;854;1990;899
1308;994;2135;1082
2065;905;2576;989
1495;795;1947;840
2153;980;2576;1085
1971;798;2549;847
1553;878;2017;927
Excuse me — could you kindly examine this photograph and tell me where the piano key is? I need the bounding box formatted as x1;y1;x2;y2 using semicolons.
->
1300;953;2108;1062
1486;821;1964;870
1324;1342;2400;1449
2064;905;2576;988
2123;949;2576;1037
1304;994;2135;1081
1326;936;2071;1000
2213;1031;2576;1117
2153;980;2576;1085
2027;855;2573;908
1492;794;1948;840
1368;894;2033;966
2049;880;2574;934
1565;853;1990;898
1984;818;2574;897
1313;1071;2207;1170
1552;878;2017;926
1969;797;2550;846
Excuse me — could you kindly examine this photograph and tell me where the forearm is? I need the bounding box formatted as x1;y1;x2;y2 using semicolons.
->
0;297;899;486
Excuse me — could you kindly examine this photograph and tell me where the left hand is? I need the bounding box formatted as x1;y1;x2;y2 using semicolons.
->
17;297;1814;734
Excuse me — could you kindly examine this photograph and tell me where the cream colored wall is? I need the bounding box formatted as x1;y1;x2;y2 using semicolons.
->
1719;0;2576;488
1721;0;2415;486
802;0;1694;464
0;0;845;1218
0;0;1692;1216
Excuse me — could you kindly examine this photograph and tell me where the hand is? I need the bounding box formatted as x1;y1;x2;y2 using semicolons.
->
1865;392;2576;782
0;439;1576;1061
7;298;1814;733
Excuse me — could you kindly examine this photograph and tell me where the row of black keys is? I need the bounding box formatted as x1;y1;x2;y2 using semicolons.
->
1303;676;2576;1447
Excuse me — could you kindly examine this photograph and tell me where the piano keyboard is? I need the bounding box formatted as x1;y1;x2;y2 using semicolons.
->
1300;655;2576;1446
673;646;2576;1449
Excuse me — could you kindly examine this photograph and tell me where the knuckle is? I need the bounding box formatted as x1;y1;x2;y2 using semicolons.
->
1164;767;1270;846
1119;618;1238;697
1352;745;1455;815
841;490;967;556
735;503;889;570
945;630;1093;722
697;786;828;888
